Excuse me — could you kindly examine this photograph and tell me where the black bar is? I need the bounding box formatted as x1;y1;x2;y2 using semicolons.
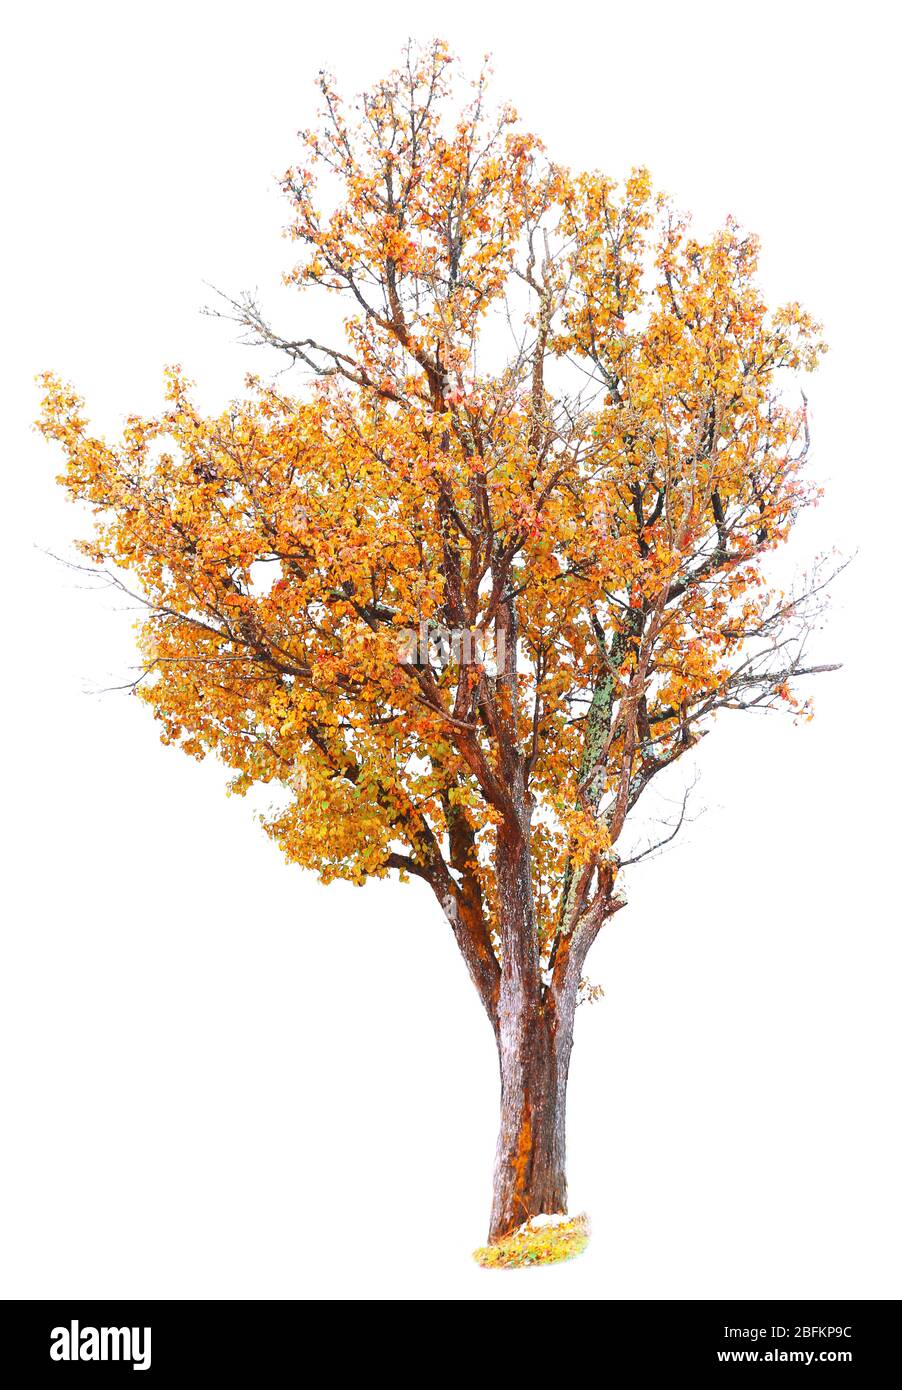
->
2;1300;898;1377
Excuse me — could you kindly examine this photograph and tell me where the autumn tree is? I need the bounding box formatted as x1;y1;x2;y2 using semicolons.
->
39;42;837;1247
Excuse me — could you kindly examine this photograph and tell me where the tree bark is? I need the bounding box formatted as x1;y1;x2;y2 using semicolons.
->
488;995;574;1243
487;857;615;1243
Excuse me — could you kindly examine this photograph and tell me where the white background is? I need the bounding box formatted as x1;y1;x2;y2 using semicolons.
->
2;0;899;1300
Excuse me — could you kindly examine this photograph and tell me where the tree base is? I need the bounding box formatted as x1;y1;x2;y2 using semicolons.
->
473;1213;590;1269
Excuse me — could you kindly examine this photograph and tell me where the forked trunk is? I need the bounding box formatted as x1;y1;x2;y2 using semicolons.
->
488;1002;574;1243
487;751;581;1245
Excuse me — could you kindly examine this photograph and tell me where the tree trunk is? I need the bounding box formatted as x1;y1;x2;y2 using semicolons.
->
486;726;581;1245
488;1001;574;1243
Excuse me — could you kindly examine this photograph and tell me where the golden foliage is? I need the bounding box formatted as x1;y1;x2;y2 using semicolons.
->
37;41;827;954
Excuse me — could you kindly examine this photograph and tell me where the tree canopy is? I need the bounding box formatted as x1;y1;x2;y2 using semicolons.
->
39;40;832;1032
